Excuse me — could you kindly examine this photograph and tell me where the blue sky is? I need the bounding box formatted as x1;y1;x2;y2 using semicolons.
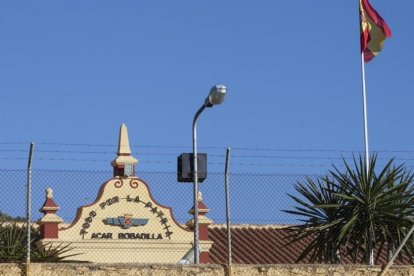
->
1;1;414;175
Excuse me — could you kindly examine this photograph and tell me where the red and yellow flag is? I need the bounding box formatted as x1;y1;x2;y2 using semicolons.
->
359;0;391;63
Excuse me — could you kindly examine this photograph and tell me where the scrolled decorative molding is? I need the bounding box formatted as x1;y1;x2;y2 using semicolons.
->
130;179;139;189
114;179;124;188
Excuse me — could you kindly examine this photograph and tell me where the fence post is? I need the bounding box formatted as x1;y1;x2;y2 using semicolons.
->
379;223;414;276
224;147;232;275
25;142;35;276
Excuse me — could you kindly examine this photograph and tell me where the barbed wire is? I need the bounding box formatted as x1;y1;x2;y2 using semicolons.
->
2;157;414;169
3;143;414;172
4;141;414;153
0;142;31;145
1;149;413;161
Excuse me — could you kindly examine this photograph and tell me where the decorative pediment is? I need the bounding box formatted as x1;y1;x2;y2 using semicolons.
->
37;124;213;263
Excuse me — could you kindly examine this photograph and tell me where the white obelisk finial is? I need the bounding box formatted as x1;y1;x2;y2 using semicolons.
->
118;123;132;155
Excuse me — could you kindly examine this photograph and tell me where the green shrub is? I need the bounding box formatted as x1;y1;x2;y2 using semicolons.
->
0;222;79;262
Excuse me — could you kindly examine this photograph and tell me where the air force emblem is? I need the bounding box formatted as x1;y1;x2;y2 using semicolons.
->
105;214;149;229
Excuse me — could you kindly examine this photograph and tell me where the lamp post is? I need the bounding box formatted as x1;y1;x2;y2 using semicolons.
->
192;84;227;264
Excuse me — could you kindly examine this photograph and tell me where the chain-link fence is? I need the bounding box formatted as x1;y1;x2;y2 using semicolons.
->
0;169;309;225
1;169;413;266
0;169;313;263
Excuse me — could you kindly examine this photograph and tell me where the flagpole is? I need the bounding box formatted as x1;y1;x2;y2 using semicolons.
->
361;52;370;175
358;0;391;267
361;50;374;267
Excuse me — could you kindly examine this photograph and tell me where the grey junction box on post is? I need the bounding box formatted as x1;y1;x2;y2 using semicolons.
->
177;153;207;183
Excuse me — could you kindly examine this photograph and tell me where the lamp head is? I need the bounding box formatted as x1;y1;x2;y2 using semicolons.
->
205;85;227;107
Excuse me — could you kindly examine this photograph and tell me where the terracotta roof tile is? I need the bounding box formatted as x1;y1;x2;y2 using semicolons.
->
209;225;412;265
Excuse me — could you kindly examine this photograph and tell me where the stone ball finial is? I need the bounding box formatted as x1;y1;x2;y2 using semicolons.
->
197;191;203;202
46;187;53;199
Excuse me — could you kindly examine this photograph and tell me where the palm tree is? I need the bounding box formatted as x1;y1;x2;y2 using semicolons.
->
285;155;414;265
284;176;345;263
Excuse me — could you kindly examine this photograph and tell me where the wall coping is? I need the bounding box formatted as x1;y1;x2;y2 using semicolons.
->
1;263;414;276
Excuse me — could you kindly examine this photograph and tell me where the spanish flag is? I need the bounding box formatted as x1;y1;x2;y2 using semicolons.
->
360;0;391;63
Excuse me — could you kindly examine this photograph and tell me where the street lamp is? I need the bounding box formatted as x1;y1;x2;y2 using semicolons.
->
192;84;227;264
